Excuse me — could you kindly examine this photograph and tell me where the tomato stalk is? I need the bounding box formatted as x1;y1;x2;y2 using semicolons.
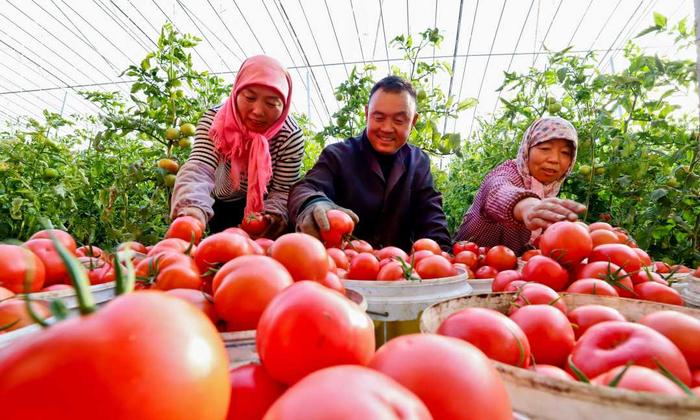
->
114;246;136;296
607;361;633;388
44;221;96;315
653;358;694;396
567;356;590;383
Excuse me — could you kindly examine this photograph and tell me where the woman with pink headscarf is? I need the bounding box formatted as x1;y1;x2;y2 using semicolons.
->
171;55;304;237
453;117;586;254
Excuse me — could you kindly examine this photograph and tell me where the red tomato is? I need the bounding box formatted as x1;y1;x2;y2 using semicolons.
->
318;271;345;293
491;270;522;292
575;261;634;298
530;364;574;381
270;233;329;282
240;212;269;237
214;256;293;331
566;278;619;297
693;370;700;387
412;238;441;255
510;282;567;315
376;261;409;281
195;233;255;281
671;264;691;273
475;265;498;279
349;239;373;253
375;246;409;262
588;244;642;273
509;305;575;367
0;292;230;419
410;249;435;265
694;267;700;278
521;255;569;291
632;248;651;267
653;261;671;273
634;282;683;305
78;257;115;285
326;248;349;271
117;241;149;254
539;221;593;267
223;227;251;238
567;304;626;339
591;365;686;396
639;311;700;370
453;241;479;255
29;229;77;254
484;245;517;271
76;245;104;259
344;248;358;260
227;364;287;420
588;222;613;232
320;210;354;248
165;288;217;325
257;281;375;385
264;365;431;420
24;239;70;286
521;249;541;261
504;280;528;292
255;238;274;254
147;238;195;257
570;321;691;385
368;334;512;420
0;299;50;332
414;255;455;280
590;229;620;247
166;216;204;245
346;252;380;280
41;284;73;292
453;250;478;269
0;244;46;293
438;307;531;368
631;271;666;285
136;252;201;291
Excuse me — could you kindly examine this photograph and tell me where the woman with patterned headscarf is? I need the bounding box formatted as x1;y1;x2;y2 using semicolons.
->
453;117;586;254
171;55;304;238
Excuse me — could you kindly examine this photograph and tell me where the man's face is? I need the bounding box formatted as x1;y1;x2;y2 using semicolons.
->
365;89;418;154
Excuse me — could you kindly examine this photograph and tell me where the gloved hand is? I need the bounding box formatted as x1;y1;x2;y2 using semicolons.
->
296;200;359;240
259;210;288;239
177;207;207;229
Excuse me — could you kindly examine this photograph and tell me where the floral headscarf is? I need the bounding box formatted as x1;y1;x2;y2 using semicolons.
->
515;117;578;198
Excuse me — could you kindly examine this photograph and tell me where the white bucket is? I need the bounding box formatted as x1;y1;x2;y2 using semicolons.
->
466;278;494;294
420;292;700;420
30;281;117;309
343;270;472;322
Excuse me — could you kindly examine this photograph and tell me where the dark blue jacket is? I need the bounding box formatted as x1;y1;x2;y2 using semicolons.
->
288;131;451;252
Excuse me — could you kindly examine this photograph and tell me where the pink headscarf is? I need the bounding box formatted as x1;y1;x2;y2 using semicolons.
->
515;117;578;199
208;55;293;217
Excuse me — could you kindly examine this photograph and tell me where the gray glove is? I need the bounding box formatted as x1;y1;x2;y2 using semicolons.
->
296;199;359;240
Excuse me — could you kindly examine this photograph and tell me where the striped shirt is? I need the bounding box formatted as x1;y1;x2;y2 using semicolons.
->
453;160;539;255
170;106;304;221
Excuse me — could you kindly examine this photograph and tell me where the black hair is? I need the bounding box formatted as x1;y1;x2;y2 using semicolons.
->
369;75;417;103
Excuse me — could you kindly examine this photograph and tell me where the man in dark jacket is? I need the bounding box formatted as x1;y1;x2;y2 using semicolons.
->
287;75;450;252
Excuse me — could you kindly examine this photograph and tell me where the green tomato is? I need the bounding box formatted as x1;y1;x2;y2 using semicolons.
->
179;123;196;137
178;137;192;148
0;162;10;172
164;174;177;188
666;178;680;188
545;96;557;105
43;168;59;179
578;165;591;176
335;93;343;101
547;102;562;113
417;90;428;102
165;127;180;140
595;166;606;175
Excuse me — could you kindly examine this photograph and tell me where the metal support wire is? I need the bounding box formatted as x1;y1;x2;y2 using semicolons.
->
453;0;479;130
205;0;248;58
379;0;391;74
108;0;158;48
0;77;59;112
175;0;237;72
126;0;160;36
149;0;214;72
601;0;659;73
176;0;241;68
260;0;322;119
92;0;152;52
7;1;126;91
587;0;623;53
491;0;535;117
275;0;332;117
431;0;439;89
532;0;563;67
349;0;366;65
467;0;507;140
323;0;350;79
232;0;266;53
596;1;645;67
443;0;466;133
566;0;594;49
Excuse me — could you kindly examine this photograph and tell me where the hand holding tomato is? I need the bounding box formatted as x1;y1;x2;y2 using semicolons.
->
296;200;359;241
515;197;586;230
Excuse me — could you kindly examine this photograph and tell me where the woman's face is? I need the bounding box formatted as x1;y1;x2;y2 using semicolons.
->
236;86;284;133
527;138;574;184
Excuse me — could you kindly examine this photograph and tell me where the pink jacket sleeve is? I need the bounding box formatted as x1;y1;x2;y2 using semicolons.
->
481;164;538;224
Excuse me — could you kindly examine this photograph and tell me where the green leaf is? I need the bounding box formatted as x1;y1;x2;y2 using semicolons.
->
650;188;668;201
635;26;658;38
653;12;667;29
